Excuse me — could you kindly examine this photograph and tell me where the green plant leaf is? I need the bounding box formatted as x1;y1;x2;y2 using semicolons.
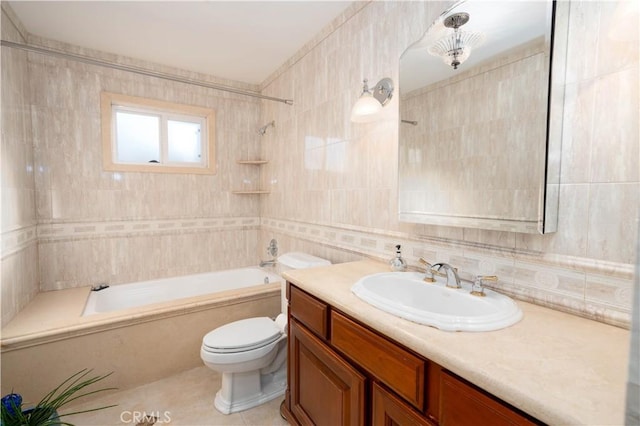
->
1;369;117;426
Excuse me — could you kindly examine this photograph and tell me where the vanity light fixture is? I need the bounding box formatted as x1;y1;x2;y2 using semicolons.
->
428;12;484;70
350;77;394;123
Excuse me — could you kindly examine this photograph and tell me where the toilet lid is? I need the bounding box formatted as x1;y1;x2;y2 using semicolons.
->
202;317;282;353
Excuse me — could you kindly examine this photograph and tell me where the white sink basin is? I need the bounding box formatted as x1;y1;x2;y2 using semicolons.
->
351;272;522;332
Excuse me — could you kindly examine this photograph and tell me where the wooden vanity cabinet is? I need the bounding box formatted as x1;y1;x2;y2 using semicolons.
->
284;283;542;426
289;319;366;425
372;382;434;426
440;371;539;426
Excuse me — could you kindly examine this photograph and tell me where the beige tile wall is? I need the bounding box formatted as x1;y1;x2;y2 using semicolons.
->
1;3;271;317
1;1;637;328
1;4;39;326
24;35;268;292
628;227;640;423
259;1;639;327
37;220;261;290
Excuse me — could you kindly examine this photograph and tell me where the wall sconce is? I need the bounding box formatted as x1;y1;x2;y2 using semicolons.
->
428;12;484;70
350;78;394;123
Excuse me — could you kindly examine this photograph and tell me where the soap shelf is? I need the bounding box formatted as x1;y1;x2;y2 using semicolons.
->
234;159;268;194
236;160;269;165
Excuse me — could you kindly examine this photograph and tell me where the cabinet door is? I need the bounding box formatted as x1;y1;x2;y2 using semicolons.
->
290;319;366;426
372;382;435;426
440;371;540;426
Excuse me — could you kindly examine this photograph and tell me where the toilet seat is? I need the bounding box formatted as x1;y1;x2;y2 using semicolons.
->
203;317;281;353
199;252;330;415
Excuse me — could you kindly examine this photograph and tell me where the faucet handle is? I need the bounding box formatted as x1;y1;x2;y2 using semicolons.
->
418;258;436;282
471;275;498;297
479;275;498;282
267;239;278;258
418;257;431;267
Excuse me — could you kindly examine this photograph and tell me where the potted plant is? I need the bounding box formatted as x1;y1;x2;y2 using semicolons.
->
1;369;116;426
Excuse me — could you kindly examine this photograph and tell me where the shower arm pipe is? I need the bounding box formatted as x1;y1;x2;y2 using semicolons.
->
1;39;294;105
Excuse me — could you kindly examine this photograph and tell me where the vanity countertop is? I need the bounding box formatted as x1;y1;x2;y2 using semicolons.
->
283;260;631;426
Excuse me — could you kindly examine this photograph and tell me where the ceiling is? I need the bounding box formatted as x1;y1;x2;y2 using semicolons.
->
8;1;353;85
401;1;551;93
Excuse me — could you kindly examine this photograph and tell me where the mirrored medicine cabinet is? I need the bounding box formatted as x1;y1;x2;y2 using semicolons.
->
398;0;569;234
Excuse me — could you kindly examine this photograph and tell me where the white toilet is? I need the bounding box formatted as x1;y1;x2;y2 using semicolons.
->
200;252;331;414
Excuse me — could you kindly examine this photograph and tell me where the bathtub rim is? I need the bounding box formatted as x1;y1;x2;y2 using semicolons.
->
82;267;282;316
1;282;281;352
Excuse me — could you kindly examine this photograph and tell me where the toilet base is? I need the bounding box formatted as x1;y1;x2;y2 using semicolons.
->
213;367;286;414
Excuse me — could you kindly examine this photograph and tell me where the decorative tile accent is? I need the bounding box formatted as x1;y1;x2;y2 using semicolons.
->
37;217;260;242
261;217;633;328
585;274;634;310
1;225;38;259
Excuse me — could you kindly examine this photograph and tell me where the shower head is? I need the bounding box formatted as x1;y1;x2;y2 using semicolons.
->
257;120;275;136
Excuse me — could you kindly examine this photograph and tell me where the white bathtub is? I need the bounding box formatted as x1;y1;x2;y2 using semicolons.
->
83;267;282;315
3;267;282;403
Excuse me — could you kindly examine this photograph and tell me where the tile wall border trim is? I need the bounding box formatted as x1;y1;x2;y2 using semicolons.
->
260;217;633;278
4;216;631;328
261;217;633;328
35;217;260;242
1;224;38;260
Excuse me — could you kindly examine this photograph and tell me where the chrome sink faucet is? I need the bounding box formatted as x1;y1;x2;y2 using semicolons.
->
431;263;461;289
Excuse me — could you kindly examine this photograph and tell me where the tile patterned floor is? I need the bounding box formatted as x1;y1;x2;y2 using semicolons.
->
59;366;289;425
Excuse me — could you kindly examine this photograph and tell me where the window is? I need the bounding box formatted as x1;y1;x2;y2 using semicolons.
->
101;92;216;174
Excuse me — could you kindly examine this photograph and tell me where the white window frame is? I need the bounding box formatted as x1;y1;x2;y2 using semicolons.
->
101;92;216;175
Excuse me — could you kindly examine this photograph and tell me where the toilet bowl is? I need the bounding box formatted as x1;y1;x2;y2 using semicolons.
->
200;252;330;414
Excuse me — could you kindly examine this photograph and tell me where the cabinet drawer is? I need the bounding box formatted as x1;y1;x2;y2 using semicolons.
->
440;371;540;426
289;284;329;339
331;311;425;409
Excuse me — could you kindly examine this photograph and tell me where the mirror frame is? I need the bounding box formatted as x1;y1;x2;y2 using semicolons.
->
397;0;569;234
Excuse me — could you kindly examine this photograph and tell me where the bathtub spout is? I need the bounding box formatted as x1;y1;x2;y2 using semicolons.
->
259;259;277;267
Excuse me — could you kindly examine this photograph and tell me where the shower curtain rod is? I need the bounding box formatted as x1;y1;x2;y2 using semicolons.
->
1;40;294;105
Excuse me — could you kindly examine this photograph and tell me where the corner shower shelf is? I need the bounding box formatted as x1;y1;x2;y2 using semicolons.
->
231;190;271;194
233;160;269;194
236;160;269;165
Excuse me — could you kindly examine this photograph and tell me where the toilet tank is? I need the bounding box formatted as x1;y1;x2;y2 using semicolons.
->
276;252;331;312
277;252;331;271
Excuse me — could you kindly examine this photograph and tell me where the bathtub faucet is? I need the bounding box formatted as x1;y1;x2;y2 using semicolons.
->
267;239;278;258
260;239;279;267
